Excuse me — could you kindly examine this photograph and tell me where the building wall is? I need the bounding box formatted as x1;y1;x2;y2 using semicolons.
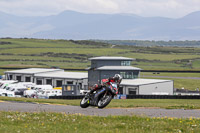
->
139;81;174;95
100;70;139;80
100;70;121;79
88;70;140;88
121;85;139;95
34;77;88;88
5;73;34;82
91;60;122;68
88;70;100;87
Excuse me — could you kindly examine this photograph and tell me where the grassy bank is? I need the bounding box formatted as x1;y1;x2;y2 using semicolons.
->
0;111;200;133
0;38;200;70
141;72;200;78
141;72;200;90
1;97;200;109
143;77;200;90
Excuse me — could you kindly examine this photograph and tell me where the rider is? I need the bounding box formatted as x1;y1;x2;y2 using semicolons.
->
88;74;122;95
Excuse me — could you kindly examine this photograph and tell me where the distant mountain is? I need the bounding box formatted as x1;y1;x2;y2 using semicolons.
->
1;10;200;40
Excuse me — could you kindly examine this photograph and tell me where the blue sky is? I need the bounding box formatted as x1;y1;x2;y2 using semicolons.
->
1;0;200;18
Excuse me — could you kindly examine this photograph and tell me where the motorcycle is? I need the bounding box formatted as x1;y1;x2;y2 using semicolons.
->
80;82;118;109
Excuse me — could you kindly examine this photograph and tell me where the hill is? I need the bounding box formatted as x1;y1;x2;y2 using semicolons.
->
1;10;200;40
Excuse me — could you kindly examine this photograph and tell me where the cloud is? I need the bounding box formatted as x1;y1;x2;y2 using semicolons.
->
0;0;200;18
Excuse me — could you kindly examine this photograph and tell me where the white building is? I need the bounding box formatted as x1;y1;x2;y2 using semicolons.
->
4;66;174;95
34;71;88;89
120;78;174;95
4;68;88;89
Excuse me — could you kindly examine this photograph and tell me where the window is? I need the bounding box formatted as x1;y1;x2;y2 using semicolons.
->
16;76;22;82
64;85;75;91
46;79;52;85
67;81;73;85
56;80;63;87
129;88;137;95
120;72;138;79
121;61;131;66
8;75;13;80
36;79;42;85
118;87;123;94
79;83;82;89
25;77;31;82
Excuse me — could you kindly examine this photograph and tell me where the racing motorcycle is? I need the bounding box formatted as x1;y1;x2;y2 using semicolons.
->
80;82;118;109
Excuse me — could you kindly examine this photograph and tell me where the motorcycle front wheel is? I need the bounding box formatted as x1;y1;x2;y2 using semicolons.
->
80;97;90;108
97;94;113;109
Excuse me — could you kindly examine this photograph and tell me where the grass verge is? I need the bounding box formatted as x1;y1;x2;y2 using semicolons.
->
0;111;200;133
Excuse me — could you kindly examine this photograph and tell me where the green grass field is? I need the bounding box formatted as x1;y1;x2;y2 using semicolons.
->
0;111;200;133
1;97;200;132
141;72;200;78
1;38;200;70
140;72;200;90
0;38;200;90
1;39;200;132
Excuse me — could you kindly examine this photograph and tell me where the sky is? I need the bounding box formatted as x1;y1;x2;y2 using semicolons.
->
1;0;200;18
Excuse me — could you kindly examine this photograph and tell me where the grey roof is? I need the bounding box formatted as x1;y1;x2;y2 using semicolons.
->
96;66;142;70
5;68;63;74
89;56;134;61
120;78;173;86
35;71;88;79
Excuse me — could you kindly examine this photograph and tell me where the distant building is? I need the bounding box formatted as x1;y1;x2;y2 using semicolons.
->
34;71;88;89
4;56;174;95
121;79;173;95
87;56;174;95
5;68;62;82
4;68;88;89
87;56;141;87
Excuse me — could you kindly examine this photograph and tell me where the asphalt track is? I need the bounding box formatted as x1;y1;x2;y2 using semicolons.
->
0;101;200;118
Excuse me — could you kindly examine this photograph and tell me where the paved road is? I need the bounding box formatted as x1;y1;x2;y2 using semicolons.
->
0;101;200;118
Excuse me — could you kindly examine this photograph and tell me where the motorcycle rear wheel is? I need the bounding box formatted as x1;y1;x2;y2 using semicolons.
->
80;97;90;108
97;95;112;109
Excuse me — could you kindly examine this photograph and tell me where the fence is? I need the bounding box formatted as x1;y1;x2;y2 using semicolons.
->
49;95;200;99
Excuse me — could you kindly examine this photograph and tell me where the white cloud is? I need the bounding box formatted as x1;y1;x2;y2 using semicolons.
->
0;0;200;18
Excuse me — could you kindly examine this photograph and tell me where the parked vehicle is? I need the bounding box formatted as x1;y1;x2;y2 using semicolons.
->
0;80;18;89
16;82;36;89
23;85;53;98
37;89;62;99
3;82;36;97
80;89;90;95
0;90;15;97
0;80;18;96
80;82;118;109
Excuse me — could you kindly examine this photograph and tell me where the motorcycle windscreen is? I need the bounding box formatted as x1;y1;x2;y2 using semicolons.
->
110;82;118;94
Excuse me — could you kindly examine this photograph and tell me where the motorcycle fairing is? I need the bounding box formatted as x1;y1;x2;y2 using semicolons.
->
89;88;106;106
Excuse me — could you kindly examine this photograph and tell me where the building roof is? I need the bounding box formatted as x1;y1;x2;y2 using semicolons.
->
96;66;142;71
5;68;63;74
120;78;172;86
89;56;134;61
35;71;88;79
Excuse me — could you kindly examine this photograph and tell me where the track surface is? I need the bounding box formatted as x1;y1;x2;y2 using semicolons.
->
1;101;200;118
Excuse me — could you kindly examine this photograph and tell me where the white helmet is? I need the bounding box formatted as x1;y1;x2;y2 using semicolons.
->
114;74;122;83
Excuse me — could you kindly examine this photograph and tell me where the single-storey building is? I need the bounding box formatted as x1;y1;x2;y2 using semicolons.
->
4;68;88;88
4;68;63;82
120;78;174;95
34;71;88;89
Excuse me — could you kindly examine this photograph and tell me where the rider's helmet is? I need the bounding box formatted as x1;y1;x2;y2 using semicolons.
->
113;74;122;84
